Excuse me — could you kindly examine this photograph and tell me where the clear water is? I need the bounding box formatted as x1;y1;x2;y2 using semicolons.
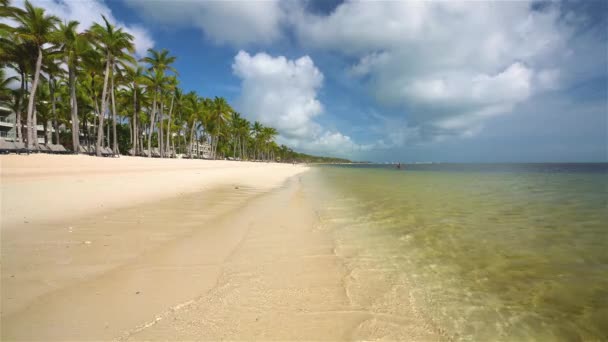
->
304;163;608;341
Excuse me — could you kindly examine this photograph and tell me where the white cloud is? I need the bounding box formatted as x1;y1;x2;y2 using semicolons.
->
13;0;154;56
232;50;356;155
124;0;285;46
293;1;577;139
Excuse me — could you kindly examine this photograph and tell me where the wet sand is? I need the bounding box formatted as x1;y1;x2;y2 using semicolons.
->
1;155;440;340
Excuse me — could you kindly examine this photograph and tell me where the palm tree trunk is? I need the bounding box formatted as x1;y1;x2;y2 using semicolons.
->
26;47;43;150
106;110;110;147
96;54;111;157
14;71;24;142
68;68;79;152
147;90;157;157
132;84;137;155
188;120;195;156
165;94;174;157
111;64;118;155
51;76;59;146
92;95;101;151
233;134;237;158
158;99;164;157
139;125;144;154
33;100;39;149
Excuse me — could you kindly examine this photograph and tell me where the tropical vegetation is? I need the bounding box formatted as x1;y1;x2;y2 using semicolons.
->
0;0;349;163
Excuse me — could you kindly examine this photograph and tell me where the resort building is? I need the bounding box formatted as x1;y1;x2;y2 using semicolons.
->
189;141;212;159
0;105;55;144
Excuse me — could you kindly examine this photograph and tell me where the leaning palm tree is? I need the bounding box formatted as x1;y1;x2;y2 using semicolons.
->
87;15;134;156
11;0;59;148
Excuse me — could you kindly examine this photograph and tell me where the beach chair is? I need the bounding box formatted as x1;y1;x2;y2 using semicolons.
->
0;139;16;154
78;145;89;154
13;141;27;154
102;147;115;157
152;147;160;158
38;144;52;153
48;144;69;154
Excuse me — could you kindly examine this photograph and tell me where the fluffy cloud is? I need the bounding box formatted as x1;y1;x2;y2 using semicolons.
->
124;0;285;46
232;51;356;155
292;1;585;140
11;0;154;56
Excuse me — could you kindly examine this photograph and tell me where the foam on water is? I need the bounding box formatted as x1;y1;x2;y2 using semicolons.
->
304;164;608;341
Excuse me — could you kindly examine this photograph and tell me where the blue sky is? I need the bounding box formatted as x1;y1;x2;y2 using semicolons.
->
27;0;608;162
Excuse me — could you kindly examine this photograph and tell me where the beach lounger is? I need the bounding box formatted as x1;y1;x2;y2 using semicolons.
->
37;144;52;153
0;139;16;154
48;144;69;154
13;141;27;154
102;147;114;157
78;145;89;154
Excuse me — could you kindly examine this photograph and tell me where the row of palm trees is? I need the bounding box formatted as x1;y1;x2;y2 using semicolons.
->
0;0;294;161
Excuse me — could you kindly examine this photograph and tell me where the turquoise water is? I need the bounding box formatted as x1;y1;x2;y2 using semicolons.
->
305;164;608;341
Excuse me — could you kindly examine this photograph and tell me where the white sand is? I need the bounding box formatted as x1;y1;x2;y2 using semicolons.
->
0;154;439;340
1;154;307;230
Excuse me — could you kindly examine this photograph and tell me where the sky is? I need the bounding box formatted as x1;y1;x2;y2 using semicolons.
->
16;0;608;162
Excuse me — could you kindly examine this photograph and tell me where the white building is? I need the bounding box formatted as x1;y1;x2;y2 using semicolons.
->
0;105;52;143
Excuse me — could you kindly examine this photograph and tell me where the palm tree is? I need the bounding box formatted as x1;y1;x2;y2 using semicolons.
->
123;64;145;155
0;37;34;142
251;121;263;159
36;79;52;144
183;92;201;156
142;69;168;157
11;0;59;148
41;52;64;145
141;48;177;157
53;20;90;151
261;126;278;161
165;81;179;156
210;96;232;159
88;15;134;156
140;48;177;75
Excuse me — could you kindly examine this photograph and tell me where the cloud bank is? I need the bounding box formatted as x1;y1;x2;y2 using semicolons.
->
232;51;357;155
291;1;601;142
124;0;285;46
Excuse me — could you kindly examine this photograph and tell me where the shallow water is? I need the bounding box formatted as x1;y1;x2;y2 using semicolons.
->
304;164;608;341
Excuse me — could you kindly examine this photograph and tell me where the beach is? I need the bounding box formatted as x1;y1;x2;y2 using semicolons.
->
0;155;439;340
4;157;603;340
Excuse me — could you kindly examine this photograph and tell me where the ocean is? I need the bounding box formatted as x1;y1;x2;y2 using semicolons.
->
303;163;608;341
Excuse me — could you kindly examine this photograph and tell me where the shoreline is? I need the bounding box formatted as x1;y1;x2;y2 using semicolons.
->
1;155;312;339
0;155;441;340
